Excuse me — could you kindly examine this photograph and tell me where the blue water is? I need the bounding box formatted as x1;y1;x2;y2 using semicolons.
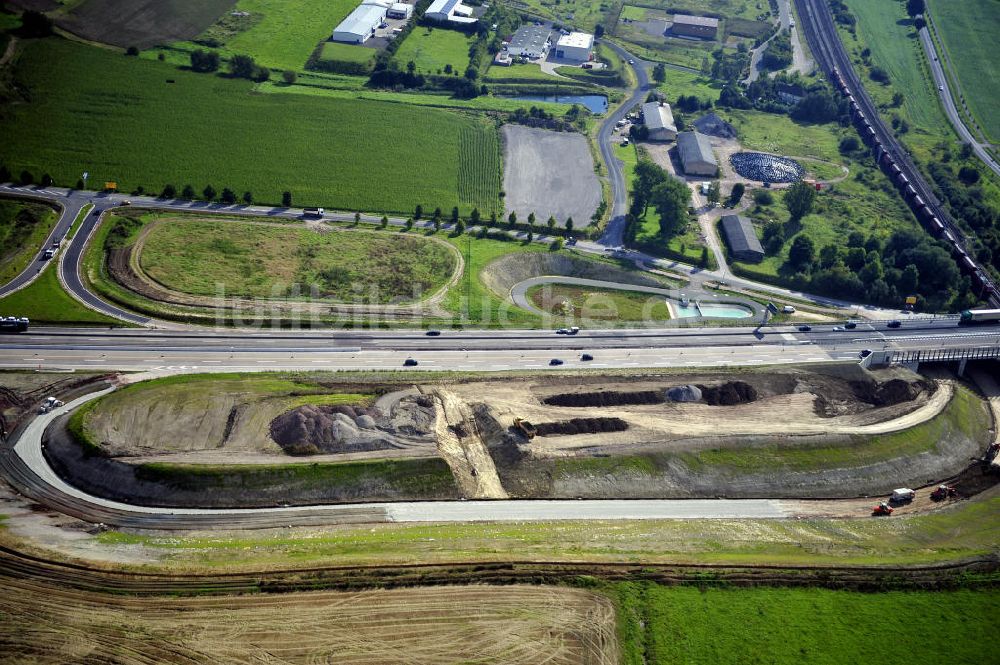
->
505;94;608;114
674;303;753;319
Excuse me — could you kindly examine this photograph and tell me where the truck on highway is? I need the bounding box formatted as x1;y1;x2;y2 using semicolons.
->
959;308;1000;324
303;207;325;218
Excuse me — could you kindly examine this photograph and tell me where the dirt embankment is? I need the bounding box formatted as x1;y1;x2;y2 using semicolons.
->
429;388;507;499
481;252;668;300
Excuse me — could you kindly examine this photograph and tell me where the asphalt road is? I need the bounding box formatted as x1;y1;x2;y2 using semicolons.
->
918;25;1000;178
596;41;649;248
0;193;82;298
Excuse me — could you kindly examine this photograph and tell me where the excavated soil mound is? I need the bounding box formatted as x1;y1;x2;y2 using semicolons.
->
697;381;758;406
535;417;629;437
542;390;665;407
270;404;387;455
851;378;934;407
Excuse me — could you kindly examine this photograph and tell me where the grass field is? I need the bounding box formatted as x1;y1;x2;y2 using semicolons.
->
484;63;569;83
0;258;119;325
189;0;360;71
1;38;501;215
0;198;58;286
527;284;673;321
318;41;378;67
717;110;845;162
615;585;999;665
393;27;475;75
927;0;1000;142
840;0;952;159
658;67;721;104
138;218;458;302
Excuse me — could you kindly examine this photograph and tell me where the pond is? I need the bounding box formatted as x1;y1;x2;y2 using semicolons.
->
504;94;608;114
673;302;754;319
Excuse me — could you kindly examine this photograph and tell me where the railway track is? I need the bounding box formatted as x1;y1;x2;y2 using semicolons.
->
795;0;1000;307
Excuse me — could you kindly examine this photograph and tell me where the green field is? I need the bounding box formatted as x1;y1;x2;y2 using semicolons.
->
318;41;378;67
615;585;999;665
1;39;501;215
840;0;952;158
927;0;1000;142
527;284;673;321
483;63;568;83
717;110;845;162
658;67;721;104
190;0;359;70
0;259;119;325
393;27;475;74
0;199;58;286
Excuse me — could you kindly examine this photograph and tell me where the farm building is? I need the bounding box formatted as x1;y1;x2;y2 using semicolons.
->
332;0;390;44
641;101;677;141
386;2;412;19
720;214;765;263
507;23;553;59
554;31;594;61
669;14;719;40
425;0;477;24
676;131;718;176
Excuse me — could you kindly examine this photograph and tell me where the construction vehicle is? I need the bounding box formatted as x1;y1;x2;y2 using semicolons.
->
513;417;537;440
890;488;915;504
872;502;893;516
38;396;64;414
930;485;957;501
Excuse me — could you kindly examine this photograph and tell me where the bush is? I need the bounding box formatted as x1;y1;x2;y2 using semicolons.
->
282;70;297;85
753;189;774;205
125;46;139;56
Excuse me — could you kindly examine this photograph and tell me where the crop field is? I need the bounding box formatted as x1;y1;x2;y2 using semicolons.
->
0;198;57;286
55;0;234;49
1;39;501;215
458;122;502;211
927;0;1000;142
393;26;475;74
0;575;618;665
840;0;951;157
138;218;459;302
615;585;999;665
184;0;360;71
0;259;119;325
528;284;673;321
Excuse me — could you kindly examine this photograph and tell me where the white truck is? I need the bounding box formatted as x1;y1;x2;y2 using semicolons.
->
890;488;915;504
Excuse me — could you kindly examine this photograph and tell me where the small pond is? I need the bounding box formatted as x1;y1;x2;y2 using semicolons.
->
504;94;608;114
673;303;754;319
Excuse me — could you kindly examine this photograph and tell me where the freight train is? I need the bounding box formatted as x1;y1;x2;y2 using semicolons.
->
830;67;997;302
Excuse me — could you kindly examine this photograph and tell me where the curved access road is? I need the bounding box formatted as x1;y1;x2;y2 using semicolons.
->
596;41;650;248
0;189;78;298
4;388;791;530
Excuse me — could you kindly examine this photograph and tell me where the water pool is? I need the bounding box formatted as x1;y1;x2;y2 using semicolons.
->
503;94;608;114
673;303;753;319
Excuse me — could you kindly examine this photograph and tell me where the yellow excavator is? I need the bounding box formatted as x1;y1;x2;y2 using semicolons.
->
513;417;537;440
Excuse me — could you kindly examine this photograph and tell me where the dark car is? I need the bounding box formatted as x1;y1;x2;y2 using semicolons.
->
845;321;857;329
403;358;419;366
581;353;593;361
798;325;812;332
549;358;564;366
425;330;441;336
887;320;902;328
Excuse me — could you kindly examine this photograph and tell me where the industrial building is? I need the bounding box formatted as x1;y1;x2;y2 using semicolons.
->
554;31;594;61
507;23;553;59
720;214;765;263
331;0;390;44
425;0;477;25
669;14;719;40
386;2;412;19
641;101;677;141
676;131;718;176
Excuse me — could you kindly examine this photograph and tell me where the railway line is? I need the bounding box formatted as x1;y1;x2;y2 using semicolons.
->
795;0;1000;307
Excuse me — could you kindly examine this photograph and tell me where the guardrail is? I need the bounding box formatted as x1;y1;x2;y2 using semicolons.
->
890;346;1000;365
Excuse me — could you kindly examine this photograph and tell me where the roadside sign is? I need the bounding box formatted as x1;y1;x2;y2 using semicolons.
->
905;296;917;305
104;182;117;191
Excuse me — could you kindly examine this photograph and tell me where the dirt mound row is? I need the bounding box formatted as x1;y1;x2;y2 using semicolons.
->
851;378;934;407
542;390;664;408
534;418;629;437
269;405;386;455
697;381;758;406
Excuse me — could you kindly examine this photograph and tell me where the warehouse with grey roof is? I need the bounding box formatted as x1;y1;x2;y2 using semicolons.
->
676;131;718;176
720;214;764;263
641;101;677;141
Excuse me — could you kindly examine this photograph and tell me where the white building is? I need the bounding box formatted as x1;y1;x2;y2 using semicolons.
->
642;101;677;141
331;1;389;44
386;2;412;19
554;32;594;61
425;0;477;24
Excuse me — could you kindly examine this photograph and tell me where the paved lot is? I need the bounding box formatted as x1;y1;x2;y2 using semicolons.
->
502;125;602;228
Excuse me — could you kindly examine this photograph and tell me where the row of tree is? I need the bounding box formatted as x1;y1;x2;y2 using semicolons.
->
628;160;692;238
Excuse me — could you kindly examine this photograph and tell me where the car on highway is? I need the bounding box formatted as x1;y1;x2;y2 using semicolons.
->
938;85;944;91
832;326;843;331
549;358;564;366
403;358;419;366
798;325;812;332
556;328;568;334
845;321;857;329
887;320;902;328
628;59;635;64
581;353;593;361
425;330;441;336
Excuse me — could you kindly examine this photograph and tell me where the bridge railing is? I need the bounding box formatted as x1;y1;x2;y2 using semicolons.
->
890;346;1000;365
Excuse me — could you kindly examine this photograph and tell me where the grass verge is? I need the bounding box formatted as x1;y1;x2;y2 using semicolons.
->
0;258;119;325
